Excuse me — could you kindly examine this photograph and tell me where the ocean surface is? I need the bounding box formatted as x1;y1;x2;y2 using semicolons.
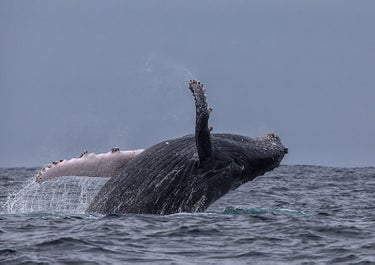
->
1;165;374;264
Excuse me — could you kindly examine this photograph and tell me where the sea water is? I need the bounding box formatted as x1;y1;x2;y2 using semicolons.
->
1;165;374;264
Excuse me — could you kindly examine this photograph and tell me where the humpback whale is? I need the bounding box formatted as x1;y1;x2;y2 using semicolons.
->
88;80;287;214
37;80;287;215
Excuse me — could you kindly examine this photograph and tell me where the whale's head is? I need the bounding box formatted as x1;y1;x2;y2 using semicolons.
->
188;133;287;212
209;133;288;189
233;133;287;186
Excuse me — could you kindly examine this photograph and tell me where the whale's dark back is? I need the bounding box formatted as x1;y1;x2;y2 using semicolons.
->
87;133;287;215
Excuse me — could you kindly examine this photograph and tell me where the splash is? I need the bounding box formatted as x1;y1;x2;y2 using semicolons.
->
4;176;107;214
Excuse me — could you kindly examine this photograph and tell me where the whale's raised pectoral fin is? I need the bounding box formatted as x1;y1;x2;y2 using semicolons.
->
189;80;213;164
36;148;144;184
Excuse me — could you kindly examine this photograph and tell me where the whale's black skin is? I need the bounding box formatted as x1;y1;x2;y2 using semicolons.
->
87;80;287;215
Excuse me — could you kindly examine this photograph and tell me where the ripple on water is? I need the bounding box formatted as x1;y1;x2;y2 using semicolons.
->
1;166;375;264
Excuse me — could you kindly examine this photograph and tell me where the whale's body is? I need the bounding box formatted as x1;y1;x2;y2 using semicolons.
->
87;80;287;215
37;80;288;215
87;133;286;215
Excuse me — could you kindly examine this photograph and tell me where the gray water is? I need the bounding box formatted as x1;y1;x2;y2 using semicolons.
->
1;165;375;264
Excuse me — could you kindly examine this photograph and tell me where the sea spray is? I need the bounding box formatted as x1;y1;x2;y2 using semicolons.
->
4;176;106;214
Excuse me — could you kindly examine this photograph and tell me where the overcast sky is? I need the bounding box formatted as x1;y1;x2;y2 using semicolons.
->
1;0;374;168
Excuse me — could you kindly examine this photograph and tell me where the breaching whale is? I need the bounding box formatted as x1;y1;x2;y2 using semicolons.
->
37;80;287;215
89;80;287;214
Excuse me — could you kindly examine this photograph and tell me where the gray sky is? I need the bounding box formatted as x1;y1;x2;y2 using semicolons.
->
1;0;374;168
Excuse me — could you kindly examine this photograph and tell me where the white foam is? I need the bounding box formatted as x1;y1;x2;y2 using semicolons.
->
4;176;107;214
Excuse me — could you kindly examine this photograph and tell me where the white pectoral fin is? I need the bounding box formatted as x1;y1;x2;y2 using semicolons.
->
36;149;144;184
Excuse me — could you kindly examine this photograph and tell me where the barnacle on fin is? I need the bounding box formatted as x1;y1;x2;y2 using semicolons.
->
79;150;88;158
111;147;120;153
